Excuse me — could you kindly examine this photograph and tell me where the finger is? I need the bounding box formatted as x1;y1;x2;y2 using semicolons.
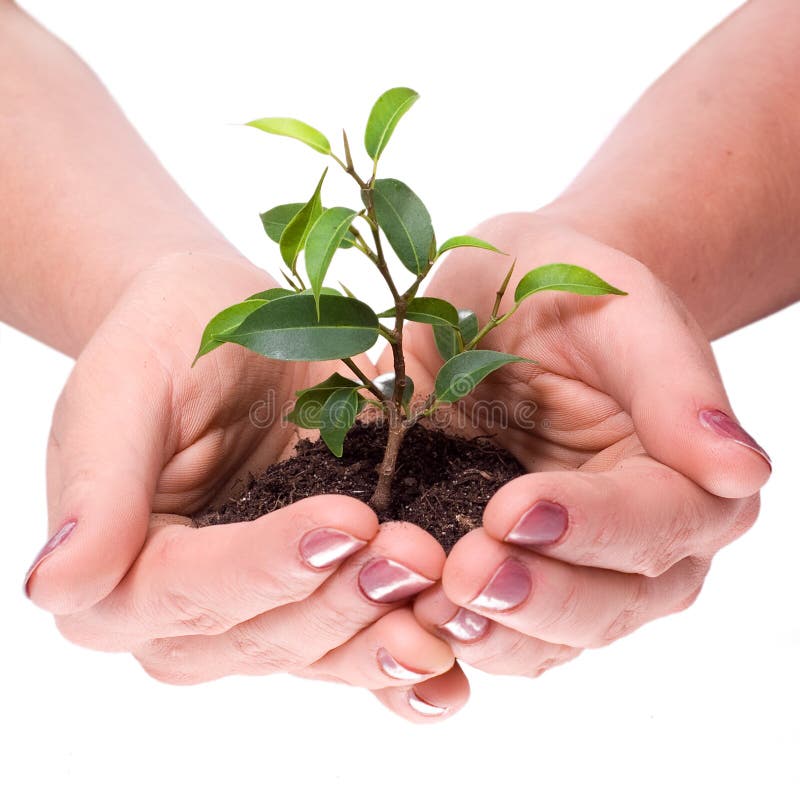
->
27;339;171;614
298;608;454;690
482;458;759;576
413;585;581;678
442;529;709;649
56;495;379;650
132;522;444;684
371;663;470;724
572;261;771;499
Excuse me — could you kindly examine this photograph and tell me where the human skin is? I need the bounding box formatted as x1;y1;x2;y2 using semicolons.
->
1;1;465;722
4;0;796;723
406;0;798;678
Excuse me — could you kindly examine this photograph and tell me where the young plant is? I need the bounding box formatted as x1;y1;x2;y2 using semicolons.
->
194;87;626;512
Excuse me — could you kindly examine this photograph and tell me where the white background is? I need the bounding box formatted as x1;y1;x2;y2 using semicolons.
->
2;1;798;798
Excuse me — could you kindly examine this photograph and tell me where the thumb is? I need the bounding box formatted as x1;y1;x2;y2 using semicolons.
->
25;341;169;614
583;273;771;499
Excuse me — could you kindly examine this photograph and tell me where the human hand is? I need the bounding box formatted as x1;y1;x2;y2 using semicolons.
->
395;212;770;677
24;252;467;721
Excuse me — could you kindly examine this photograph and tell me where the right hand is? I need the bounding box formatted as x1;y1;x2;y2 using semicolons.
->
24;252;468;722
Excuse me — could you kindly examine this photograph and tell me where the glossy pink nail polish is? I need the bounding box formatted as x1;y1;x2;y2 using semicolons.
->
699;409;771;466
505;500;568;547
471;558;532;612
24;520;77;596
299;528;366;569
407;688;448;717
376;647;431;681
439;608;490;642
358;558;435;603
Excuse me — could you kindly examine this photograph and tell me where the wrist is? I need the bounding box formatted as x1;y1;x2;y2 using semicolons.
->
537;194;732;338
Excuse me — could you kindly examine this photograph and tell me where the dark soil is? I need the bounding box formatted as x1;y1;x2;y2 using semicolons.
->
193;420;525;553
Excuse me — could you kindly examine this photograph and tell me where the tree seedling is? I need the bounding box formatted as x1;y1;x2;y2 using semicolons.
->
194;87;626;512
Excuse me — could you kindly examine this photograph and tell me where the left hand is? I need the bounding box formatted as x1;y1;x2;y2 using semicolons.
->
384;212;770;678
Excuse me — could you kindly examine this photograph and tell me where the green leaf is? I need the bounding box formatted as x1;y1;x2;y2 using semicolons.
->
279;170;327;270
373;372;415;405
261;203;355;249
246;287;294;302
220;293;380;361
319;388;362;457
372;178;435;275
457;309;479;342
434;350;528;403
260;203;304;243
514;263;627;302
436;235;505;258
193;299;267;364
433;309;478;361
295;372;363;396
385;297;459;327
305;206;359;314
364;87;419;162
287;373;363;429
246;117;331;154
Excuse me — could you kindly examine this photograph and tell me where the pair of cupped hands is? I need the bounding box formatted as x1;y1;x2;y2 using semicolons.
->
25;213;770;723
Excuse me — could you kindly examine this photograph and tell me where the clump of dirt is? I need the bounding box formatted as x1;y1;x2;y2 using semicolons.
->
193;420;525;553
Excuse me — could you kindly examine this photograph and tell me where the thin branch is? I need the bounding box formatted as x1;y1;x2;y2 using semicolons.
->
465;259;518;349
341;357;387;405
403;391;438;428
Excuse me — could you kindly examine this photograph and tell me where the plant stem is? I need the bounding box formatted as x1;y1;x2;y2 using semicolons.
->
370;401;407;512
331;140;414;512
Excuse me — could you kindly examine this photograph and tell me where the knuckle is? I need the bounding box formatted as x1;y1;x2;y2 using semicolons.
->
533;645;581;678
299;600;370;644
159;589;231;635
542;580;584;634
723;495;761;546
636;500;704;578
672;556;710;613
54;615;98;649
133;638;202;686
597;577;650;646
466;633;530;676
228;626;298;674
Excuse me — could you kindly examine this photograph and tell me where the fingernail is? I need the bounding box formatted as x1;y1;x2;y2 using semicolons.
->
376;647;432;681
439;608;490;642
505;500;568;547
299;528;366;569
407;688;448;717
24;520;77;596
699;408;771;466
358;558;435;604
471;558;532;612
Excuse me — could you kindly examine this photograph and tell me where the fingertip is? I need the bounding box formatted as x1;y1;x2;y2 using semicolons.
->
695;408;772;498
374;520;447;581
280;494;380;543
373;663;470;723
376;608;454;675
25;492;150;614
441;529;507;607
414;585;492;645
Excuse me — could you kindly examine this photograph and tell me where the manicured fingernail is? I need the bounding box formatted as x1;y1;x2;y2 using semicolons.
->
506;500;568;547
24;520;77;596
299;528;366;569
471;558;532;612
439;608;490;642
699;409;771;466
407;688;448;717
376;647;432;681
358;558;435;603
